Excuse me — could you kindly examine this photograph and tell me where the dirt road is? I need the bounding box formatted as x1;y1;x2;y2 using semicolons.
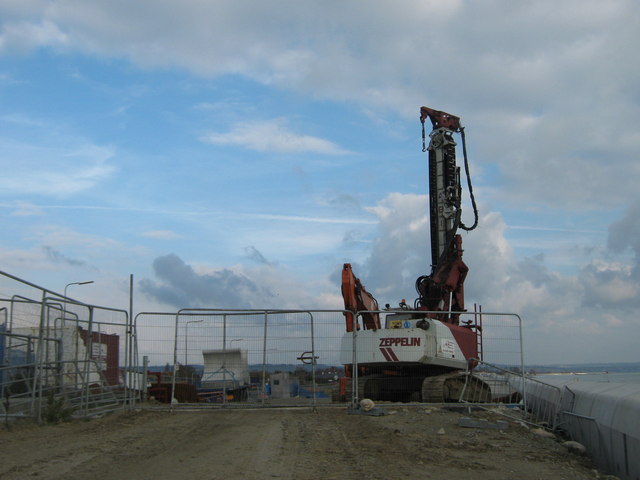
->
0;406;604;480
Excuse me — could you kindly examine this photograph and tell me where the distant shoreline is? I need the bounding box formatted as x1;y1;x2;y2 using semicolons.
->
535;371;609;376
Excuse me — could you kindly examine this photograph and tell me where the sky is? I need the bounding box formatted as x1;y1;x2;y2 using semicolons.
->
1;0;639;365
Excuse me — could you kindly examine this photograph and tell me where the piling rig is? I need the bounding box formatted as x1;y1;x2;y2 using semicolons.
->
340;106;489;403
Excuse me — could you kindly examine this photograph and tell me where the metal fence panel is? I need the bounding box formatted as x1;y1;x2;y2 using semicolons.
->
135;310;347;409
3;269;529;416
135;308;525;410
0;271;132;422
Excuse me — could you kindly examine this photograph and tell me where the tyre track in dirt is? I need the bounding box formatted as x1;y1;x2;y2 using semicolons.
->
1;410;289;480
0;407;603;480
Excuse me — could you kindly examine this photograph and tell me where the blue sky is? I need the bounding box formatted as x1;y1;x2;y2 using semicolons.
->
1;1;639;364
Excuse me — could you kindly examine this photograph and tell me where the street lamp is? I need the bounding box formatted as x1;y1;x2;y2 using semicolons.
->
64;281;94;299
185;319;204;365
62;280;94;323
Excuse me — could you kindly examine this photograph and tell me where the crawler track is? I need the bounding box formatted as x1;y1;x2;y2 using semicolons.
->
422;372;492;403
352;371;492;403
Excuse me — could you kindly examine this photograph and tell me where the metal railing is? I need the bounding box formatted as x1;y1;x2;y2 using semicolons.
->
1;270;133;423
135;308;525;411
135;309;345;411
2;269;533;421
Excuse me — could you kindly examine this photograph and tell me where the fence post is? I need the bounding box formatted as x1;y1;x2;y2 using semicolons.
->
222;314;227;406
170;311;180;411
309;312;317;412
351;312;358;407
125;274;133;410
261;311;268;407
516;314;527;412
33;292;47;423
82;306;95;417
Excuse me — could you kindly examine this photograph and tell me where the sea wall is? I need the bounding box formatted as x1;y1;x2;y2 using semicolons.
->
518;377;640;480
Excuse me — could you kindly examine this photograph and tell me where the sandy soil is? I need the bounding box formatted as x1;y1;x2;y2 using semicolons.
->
0;406;607;480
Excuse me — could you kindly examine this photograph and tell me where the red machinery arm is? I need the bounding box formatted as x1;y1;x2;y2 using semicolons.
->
420;106;462;131
341;263;381;332
416;235;468;325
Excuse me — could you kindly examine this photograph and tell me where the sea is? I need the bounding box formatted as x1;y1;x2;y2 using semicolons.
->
536;372;640;384
528;363;640;384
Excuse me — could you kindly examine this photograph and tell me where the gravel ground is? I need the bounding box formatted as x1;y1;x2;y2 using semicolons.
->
0;406;612;480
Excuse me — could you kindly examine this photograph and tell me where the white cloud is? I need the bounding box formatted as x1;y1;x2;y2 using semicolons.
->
0;0;634;209
350;192;640;363
361;193;430;301
580;260;639;308
0;136;116;196
140;230;182;240
0;245;89;272
509;225;604;234
247;213;375;225
0;2;638;208
609;201;640;260
31;225;120;250
10;201;44;216
0;246;56;272
0;19;68;53
201;119;350;155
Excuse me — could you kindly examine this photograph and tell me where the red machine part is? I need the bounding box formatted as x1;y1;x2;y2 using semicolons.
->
420;106;462;132
417;234;469;325
447;323;479;361
77;327;120;385
341;263;381;332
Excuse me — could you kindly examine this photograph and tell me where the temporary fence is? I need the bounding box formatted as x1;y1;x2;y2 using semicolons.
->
0;270;134;423
2;269;532;420
135;307;525;410
135;309;345;409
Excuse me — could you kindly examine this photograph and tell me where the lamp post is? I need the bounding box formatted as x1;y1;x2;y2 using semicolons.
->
62;280;94;323
64;280;94;299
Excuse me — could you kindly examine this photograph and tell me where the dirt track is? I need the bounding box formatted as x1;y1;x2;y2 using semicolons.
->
0;407;605;480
